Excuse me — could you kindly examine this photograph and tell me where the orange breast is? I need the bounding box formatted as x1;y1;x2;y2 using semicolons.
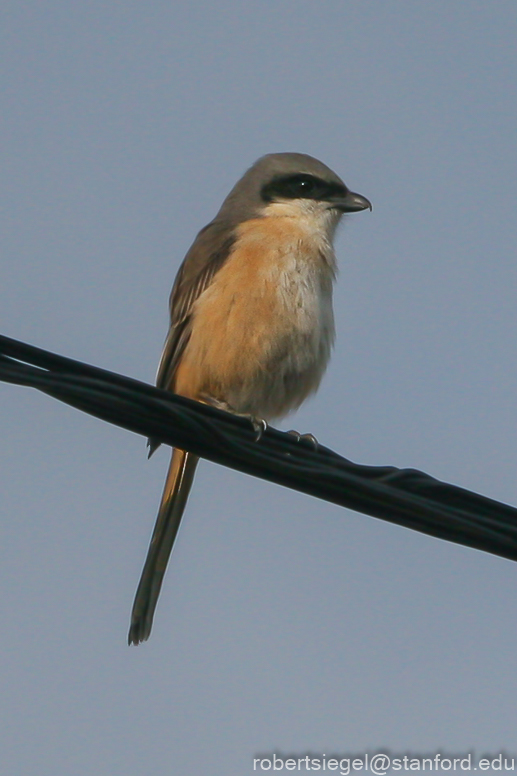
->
174;216;335;419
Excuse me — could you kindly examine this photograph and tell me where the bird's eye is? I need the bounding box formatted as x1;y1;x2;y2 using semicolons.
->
261;174;325;202
293;177;316;195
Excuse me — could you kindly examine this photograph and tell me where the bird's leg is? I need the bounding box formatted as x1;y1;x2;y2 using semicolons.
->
200;394;268;441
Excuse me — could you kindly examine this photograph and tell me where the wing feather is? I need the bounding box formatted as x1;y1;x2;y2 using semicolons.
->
148;222;235;455
156;226;235;391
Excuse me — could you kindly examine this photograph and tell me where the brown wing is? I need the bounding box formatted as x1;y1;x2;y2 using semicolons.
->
156;223;235;391
148;221;235;455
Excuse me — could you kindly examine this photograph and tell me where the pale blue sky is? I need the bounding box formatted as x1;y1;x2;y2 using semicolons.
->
1;3;516;774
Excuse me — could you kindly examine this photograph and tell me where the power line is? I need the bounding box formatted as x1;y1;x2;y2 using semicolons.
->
1;333;517;563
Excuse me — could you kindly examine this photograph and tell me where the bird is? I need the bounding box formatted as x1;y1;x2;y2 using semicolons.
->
128;152;371;645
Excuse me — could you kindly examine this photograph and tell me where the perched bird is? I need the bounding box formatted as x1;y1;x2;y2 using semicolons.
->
128;152;371;644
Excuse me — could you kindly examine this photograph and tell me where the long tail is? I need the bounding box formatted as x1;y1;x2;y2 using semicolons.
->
128;449;199;645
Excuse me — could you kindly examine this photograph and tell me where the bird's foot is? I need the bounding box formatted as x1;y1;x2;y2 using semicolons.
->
248;416;268;441
287;429;319;450
200;394;267;441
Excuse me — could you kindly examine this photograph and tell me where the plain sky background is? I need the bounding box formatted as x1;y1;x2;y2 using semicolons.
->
1;2;516;774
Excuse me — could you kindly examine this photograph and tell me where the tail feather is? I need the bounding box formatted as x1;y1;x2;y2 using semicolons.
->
128;449;199;645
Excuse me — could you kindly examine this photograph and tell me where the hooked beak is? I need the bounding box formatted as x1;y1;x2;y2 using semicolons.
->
331;190;372;213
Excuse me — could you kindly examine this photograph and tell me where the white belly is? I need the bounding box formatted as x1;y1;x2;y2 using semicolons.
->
247;253;335;419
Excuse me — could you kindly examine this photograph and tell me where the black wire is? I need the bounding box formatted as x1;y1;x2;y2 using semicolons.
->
1;333;517;563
